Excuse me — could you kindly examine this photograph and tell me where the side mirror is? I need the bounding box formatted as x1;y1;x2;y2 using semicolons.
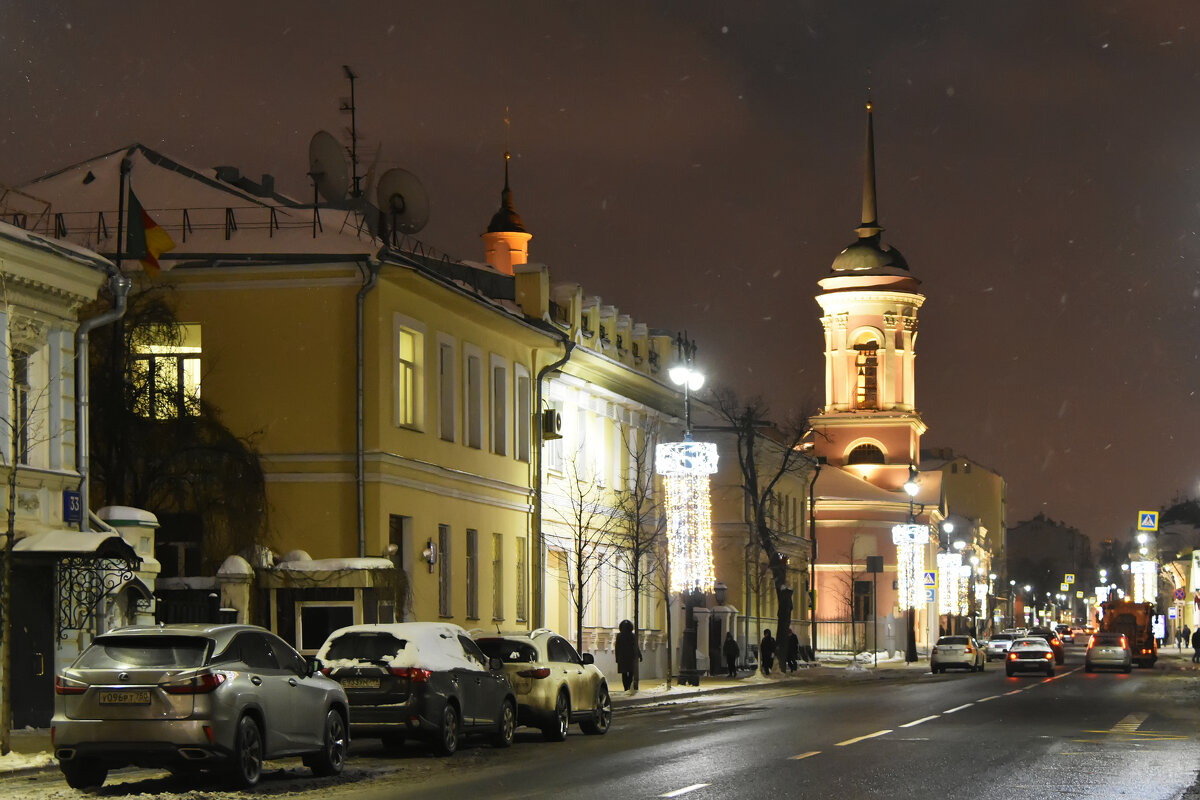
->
489;656;505;672
306;656;324;677
581;652;595;665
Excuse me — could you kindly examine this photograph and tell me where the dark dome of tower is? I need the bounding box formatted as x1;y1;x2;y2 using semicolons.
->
487;186;526;233
831;234;908;273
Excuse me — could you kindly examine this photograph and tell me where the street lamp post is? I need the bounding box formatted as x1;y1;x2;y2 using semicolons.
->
903;466;920;663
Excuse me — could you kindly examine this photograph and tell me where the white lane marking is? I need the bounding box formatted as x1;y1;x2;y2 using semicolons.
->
977;695;1002;702
943;703;974;714
1004;689;1023;695
835;729;892;746
660;785;710;798
789;751;821;760
899;715;940;728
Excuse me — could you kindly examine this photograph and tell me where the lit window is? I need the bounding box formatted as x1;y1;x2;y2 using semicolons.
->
847;443;885;465
130;324;201;419
396;327;422;428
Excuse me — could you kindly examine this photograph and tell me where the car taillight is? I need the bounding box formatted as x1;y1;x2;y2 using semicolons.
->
320;667;332;676
517;667;551;679
55;675;87;695
388;666;431;683
1087;635;1096;649
163;671;227;694
1120;635;1128;649
1044;653;1053;660
965;645;975;654
1008;653;1017;660
931;647;939;655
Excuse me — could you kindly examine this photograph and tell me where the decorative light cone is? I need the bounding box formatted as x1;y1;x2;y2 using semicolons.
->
656;438;718;593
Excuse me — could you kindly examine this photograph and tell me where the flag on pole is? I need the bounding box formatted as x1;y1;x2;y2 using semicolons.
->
126;189;176;277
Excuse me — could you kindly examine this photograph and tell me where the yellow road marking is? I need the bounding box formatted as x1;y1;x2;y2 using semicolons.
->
789;751;821;760
835;729;892;746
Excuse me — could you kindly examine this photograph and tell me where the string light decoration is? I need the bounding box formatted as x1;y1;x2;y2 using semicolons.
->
1130;560;1157;604
892;523;929;610
937;551;961;616
657;439;718;593
958;564;972;616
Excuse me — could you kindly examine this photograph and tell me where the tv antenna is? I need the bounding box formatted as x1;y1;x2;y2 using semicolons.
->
341;65;362;199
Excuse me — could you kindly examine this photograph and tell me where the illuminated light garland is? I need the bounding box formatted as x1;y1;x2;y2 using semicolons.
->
937;552;961;615
957;564;972;616
892;524;929;610
657;440;718;593
1130;560;1157;604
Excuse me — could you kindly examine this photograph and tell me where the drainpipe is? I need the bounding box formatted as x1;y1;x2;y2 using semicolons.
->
355;258;382;558
807;458;822;654
75;274;132;531
531;333;574;629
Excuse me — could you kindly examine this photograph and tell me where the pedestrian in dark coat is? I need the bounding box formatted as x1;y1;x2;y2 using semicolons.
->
760;629;776;676
1191;627;1200;664
786;629;800;672
1183;625;1192;652
615;619;640;691
722;632;740;678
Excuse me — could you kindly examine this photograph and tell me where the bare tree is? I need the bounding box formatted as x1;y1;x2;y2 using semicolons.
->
544;449;620;654
611;422;667;690
711;388;814;652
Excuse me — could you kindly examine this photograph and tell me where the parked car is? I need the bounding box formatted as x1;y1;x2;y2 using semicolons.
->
316;622;516;756
1085;632;1133;673
474;629;612;740
1005;636;1056;677
985;633;1017;661
930;635;986;673
52;623;348;790
1026;628;1065;664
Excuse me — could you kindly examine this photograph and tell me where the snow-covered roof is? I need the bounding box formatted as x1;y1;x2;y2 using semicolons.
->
0;217;112;271
815;465;942;507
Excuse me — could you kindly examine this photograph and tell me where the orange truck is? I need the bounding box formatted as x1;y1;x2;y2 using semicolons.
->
1099;599;1157;667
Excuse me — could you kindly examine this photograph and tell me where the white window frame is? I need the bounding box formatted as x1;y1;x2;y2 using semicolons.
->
490;355;508;456
515;367;531;463
464;344;484;450
437;336;457;442
393;314;426;430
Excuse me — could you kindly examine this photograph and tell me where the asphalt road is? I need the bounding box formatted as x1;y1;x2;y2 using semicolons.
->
10;644;1200;799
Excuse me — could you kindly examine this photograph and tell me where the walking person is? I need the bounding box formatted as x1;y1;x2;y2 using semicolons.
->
1183;625;1192;653
1192;626;1200;665
786;628;800;672
722;631;740;678
615;619;641;691
760;629;776;676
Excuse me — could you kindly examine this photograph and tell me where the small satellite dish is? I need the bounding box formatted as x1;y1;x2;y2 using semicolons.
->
308;130;350;204
376;167;429;234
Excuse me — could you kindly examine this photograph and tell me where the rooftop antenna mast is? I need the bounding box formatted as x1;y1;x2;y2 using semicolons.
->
341;65;362;199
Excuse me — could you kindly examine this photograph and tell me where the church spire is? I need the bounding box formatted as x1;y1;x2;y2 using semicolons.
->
855;98;883;240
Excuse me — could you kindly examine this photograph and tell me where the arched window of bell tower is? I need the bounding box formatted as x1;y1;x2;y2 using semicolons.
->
847;442;886;465
852;331;880;409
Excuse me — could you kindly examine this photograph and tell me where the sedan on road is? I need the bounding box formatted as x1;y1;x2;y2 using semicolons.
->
985;633;1017;661
52;623;348;790
1006;636;1056;677
316;622;516;756
1085;632;1133;673
1026;628;1065;664
930;635;985;673
475;629;612;740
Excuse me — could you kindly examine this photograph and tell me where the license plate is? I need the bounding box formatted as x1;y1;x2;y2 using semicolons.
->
340;678;380;689
99;690;151;705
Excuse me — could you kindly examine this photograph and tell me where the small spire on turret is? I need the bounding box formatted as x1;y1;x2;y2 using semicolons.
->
856;96;883;240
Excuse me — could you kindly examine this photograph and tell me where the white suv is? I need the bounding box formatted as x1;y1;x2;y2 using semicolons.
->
474;629;611;741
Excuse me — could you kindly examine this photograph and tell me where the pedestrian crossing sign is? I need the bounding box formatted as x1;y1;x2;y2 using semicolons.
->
923;571;937;587
1065;573;1075;584
1138;511;1159;531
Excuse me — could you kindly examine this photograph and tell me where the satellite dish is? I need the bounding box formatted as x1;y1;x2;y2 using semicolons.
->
376;167;429;234
308;130;350;204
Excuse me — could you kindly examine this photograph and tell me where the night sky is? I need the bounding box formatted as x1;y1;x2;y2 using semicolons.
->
2;2;1199;547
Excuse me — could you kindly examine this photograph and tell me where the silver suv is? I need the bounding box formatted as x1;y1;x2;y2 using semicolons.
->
52;623;349;789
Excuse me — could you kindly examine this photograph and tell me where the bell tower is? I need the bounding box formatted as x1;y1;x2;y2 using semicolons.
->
810;101;927;491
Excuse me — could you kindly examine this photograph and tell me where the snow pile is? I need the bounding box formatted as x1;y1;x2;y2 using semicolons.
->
0;750;54;774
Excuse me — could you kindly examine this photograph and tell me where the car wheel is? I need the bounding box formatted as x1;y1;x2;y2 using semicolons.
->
229;715;264;789
542;690;569;742
307;709;347;777
581;683;612;735
60;758;108;790
1122;664;1132;674
434;702;460;756
493;699;516;748
1046;666;1055;677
